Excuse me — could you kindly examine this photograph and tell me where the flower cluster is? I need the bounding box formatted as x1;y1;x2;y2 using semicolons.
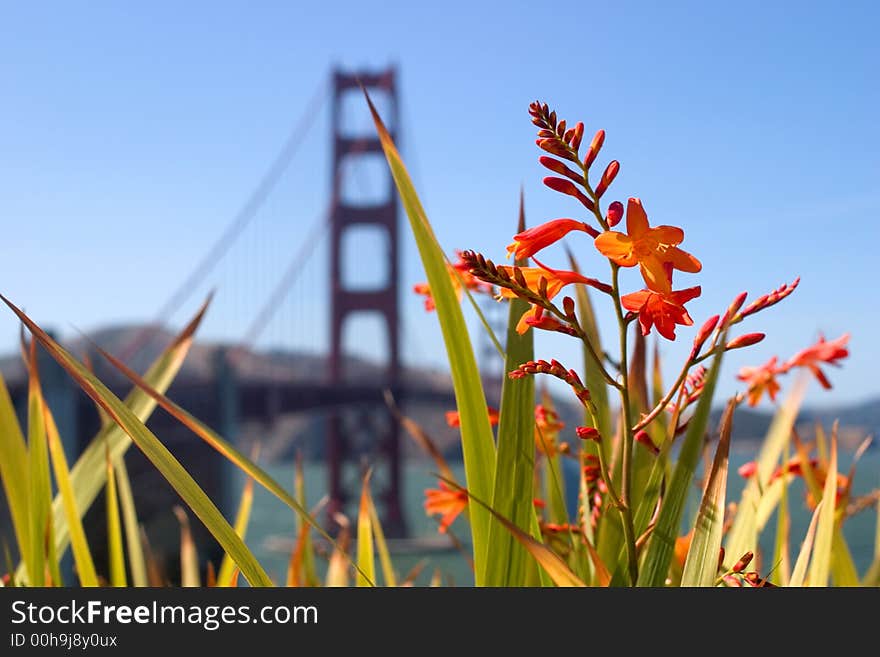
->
416;100;852;582
737;333;850;406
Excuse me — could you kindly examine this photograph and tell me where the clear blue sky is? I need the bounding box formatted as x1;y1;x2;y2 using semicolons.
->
0;1;877;409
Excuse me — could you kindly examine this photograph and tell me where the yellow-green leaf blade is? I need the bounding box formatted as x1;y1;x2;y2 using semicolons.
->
93;343;371;585
44;401;98;587
724;377;807;564
113;455;147;587
217;477;254;588
3;297;273;587
681;397;735;586
173;506;199;587
105;451;127;587
790;500;822;587
807;434;837;587
0;371;30;577
368;492;396;587
29;298;208;585
485;198;536;587
26;343;51;586
637;344;725;587
366;91;496;584
356;476;375;587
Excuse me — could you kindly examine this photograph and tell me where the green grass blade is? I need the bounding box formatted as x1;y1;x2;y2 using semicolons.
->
112;455;147;587
173;506;199;587
0;371;30;576
368;492;396;587
807;434;837;587
448;478;585;587
681;397;734;586
93;344;371;585
567;250;612;450
365;91;496;584
637;344;725;587
293;457;319;587
105;450;127;586
22;299;208;585
356;475;375;587
217;477;254;588
724;377;807;565
790;500;822;587
772;445;791;586
45;512;61;586
44;401;98;587
864;502;880;585
830;531;859;587
26;342;51;586
2;297;273;587
485;199;536;587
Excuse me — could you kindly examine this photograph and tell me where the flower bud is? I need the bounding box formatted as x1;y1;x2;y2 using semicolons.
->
691;315;719;358
606;200;624;227
726;333;765;350
733;551;754;573
536;138;575;161
576;426;601;441
719;291;748;327
562;295;576;317
569;122;585;151
538;156;582;183
635;430;659;455
584;129;605;168
594;160;619;198
542;177;595;211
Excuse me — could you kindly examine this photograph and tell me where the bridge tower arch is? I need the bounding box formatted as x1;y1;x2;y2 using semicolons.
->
327;68;405;536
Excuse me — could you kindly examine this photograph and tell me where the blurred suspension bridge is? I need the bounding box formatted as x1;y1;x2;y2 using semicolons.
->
5;68;487;539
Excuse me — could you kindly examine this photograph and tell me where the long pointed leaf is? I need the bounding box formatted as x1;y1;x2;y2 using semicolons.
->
43;401;98;586
637;344;725;587
112;455;147;587
217;477;254;588
448;478;585;587
681;397;735;586
366;91;496;584
93;343;371;584
2;296;273;587
790;500;823;587
26;341;51;586
485;197;536;587
17;297;209;585
173;506;199;587
807;433;837;587
368;491;396;587
356;476;375;587
0;371;30;575
105;450;126;587
724;377;807;564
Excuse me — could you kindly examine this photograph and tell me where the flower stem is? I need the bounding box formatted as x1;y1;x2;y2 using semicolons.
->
610;262;639;585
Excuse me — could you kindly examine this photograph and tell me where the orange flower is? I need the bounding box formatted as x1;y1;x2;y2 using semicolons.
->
446;407;499;428
414;252;493;311
594;198;701;292
674;530;694;569
785;333;850;389
737;356;784;406
424;481;468;533
506;218;598;260
621;286;701;340
534;403;565;456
